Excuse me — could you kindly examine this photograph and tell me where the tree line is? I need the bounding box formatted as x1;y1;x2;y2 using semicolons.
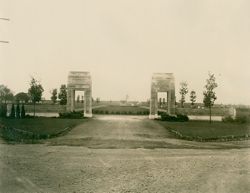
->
1;73;218;122
178;72;218;123
0;77;68;118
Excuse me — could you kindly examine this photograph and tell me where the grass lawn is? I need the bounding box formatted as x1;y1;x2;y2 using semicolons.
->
159;121;250;140
0;117;85;136
93;105;149;115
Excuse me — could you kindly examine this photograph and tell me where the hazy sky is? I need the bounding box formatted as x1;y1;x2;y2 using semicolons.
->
0;0;250;104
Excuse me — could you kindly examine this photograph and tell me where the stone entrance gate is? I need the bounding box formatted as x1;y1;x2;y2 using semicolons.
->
66;71;175;119
149;73;175;119
67;71;92;117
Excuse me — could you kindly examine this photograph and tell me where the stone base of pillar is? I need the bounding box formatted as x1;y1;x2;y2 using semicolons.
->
84;113;93;118
149;114;160;119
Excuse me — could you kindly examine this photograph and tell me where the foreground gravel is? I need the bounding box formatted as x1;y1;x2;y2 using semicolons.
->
0;145;249;193
0;115;249;193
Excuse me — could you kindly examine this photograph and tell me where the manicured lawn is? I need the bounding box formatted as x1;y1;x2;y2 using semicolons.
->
159;121;250;139
0;117;85;135
175;107;230;116
93;105;149;115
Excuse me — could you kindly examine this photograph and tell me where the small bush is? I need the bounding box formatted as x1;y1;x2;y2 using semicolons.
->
176;114;189;122
59;111;84;119
235;115;247;123
158;111;164;116
161;112;189;122
223;115;247;124
222;116;234;123
161;113;176;121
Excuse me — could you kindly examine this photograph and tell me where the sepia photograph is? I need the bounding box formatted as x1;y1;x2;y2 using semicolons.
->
0;0;250;192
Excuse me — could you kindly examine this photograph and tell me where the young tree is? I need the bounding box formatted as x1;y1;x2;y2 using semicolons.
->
203;73;218;123
21;104;26;118
190;90;197;107
28;77;44;117
50;89;57;104
0;85;14;103
58;84;67;105
179;81;188;108
15;103;20;118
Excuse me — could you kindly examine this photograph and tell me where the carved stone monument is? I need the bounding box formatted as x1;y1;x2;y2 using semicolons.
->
149;73;175;119
67;71;92;117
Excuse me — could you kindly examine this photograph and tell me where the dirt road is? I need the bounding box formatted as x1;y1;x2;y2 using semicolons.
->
0;115;250;193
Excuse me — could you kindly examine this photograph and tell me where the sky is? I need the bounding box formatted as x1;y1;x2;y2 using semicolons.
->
0;0;250;104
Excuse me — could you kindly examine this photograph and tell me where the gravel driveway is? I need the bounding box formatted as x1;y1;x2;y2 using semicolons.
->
0;115;249;193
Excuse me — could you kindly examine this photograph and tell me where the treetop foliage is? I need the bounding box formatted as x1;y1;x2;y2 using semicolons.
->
203;73;218;108
28;77;44;103
0;84;14;103
58;84;67;105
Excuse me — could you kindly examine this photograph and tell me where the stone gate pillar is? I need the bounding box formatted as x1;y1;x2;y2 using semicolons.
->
67;88;75;112
84;88;92;117
149;84;158;119
149;73;175;119
66;71;92;117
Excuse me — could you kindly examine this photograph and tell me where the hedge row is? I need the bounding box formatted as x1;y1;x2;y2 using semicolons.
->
160;112;189;122
92;110;149;115
59;111;84;119
0;125;71;142
167;127;250;142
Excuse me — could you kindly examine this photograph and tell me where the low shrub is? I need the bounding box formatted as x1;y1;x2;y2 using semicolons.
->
176;114;189;122
160;112;189;122
235;115;247;123
222;116;234;123
222;115;247;123
59;111;84;119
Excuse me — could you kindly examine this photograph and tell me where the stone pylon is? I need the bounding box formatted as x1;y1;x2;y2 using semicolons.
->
149;73;175;119
67;71;92;117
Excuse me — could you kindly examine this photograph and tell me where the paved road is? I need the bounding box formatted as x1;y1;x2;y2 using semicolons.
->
0;115;250;193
